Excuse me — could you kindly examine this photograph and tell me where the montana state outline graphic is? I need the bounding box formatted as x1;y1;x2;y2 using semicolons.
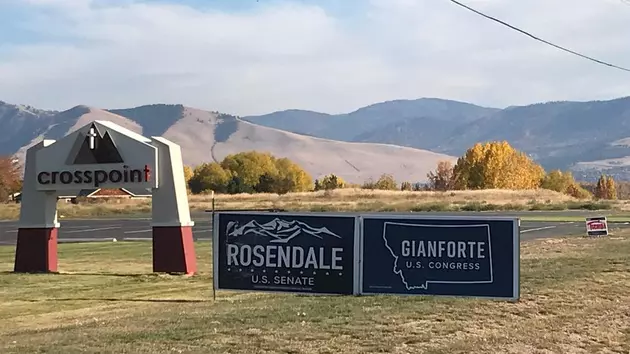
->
382;222;494;291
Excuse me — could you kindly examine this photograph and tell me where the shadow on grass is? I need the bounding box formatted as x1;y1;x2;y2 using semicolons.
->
59;272;197;277
0;271;200;278
18;298;210;303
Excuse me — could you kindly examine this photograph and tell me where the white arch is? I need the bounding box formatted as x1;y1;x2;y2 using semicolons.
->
13;121;198;275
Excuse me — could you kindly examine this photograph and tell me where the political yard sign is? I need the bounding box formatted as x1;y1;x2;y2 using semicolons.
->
585;216;608;237
213;212;359;295
360;215;520;301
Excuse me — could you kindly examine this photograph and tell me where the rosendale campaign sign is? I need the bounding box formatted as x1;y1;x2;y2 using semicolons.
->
213;212;358;295
360;215;519;300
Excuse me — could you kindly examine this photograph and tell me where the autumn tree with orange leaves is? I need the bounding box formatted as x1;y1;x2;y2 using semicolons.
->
427;160;456;191
0;155;22;201
594;174;617;200
450;141;545;190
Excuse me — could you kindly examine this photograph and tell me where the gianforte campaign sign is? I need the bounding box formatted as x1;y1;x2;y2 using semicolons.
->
214;212;357;295
360;215;519;300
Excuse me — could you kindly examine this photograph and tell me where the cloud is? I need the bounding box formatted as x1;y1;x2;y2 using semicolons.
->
0;0;629;115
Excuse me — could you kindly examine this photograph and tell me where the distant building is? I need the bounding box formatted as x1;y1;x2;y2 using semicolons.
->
10;188;152;203
7;192;21;203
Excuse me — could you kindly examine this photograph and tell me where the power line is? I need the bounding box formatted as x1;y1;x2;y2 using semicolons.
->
447;0;630;72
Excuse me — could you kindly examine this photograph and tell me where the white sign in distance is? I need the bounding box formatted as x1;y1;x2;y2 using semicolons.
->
585;216;608;237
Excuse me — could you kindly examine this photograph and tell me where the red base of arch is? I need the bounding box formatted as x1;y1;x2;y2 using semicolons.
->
152;226;197;275
12;226;197;275
14;228;58;273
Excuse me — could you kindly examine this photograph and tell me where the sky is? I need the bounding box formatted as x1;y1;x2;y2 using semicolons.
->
0;0;629;116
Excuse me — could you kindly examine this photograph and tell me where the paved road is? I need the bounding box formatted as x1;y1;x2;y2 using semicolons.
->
56;210;630;221
0;217;214;245
360;210;629;218
1;214;629;245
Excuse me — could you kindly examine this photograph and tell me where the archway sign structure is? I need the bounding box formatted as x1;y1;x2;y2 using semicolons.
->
13;120;197;275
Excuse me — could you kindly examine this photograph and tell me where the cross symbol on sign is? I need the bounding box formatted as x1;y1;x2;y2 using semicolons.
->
87;127;98;150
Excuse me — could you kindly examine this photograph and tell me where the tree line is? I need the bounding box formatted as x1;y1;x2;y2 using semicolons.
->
424;141;618;200
184;144;619;200
0;142;623;202
185;151;412;195
186;152;313;195
185;150;450;195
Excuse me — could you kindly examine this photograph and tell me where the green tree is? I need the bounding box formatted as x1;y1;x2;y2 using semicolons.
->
374;174;398;190
188;162;231;194
220;151;278;188
541;169;592;199
541;170;572;192
219;151;313;194
319;174;345;190
400;181;412;191
227;175;255;194
254;173;278;193
272;157;313;193
252;157;313;194
190;151;313;195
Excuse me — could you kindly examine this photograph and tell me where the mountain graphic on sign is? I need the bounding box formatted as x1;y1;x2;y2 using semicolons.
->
226;218;342;244
66;123;124;165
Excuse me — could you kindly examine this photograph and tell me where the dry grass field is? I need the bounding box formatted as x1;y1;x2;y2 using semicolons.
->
0;188;622;221
0;232;628;353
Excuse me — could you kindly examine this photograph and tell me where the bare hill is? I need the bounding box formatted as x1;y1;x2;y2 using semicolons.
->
13;106;143;163
10;105;456;184
162;108;456;183
7;95;630;181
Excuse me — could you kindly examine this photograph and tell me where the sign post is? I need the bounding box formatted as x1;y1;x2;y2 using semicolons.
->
585;216;608;237
211;190;216;301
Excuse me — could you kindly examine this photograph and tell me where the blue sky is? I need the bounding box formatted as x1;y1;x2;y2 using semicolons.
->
0;0;629;115
0;0;364;44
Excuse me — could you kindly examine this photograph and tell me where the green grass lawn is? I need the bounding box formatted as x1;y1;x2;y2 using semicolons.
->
1;235;629;354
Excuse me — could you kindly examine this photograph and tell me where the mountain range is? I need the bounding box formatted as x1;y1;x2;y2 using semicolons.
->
2;95;630;183
243;96;630;181
0;101;452;184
